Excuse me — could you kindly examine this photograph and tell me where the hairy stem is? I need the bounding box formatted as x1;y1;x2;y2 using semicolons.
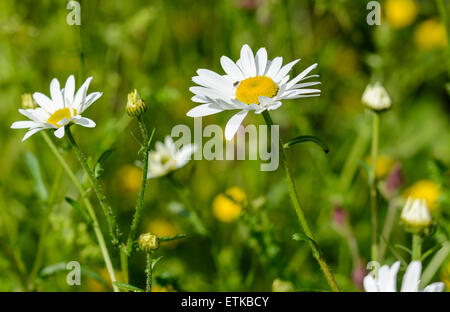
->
41;131;118;292
65;127;119;246
262;111;340;292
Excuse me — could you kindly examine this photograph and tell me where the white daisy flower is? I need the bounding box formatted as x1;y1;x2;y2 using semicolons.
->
187;44;321;140
364;261;445;292
147;136;197;179
11;75;101;141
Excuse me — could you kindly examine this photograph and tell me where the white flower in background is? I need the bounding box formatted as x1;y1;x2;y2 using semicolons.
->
362;82;392;111
11;75;101;141
401;197;432;233
364;261;444;292
187;44;321;140
147;136;197;178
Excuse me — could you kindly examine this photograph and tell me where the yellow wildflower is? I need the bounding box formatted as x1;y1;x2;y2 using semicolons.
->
414;19;448;51
404;180;441;212
212;187;247;223
385;0;417;29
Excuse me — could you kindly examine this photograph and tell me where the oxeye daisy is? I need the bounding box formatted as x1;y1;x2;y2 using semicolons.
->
11;75;101;141
187;44;321;140
147;136;197;178
364;261;444;292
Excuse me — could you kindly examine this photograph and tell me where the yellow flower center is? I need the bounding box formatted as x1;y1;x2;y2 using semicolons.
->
47;108;77;127
235;76;278;105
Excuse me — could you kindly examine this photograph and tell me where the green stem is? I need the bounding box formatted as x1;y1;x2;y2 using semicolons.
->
126;118;150;254
262;111;340;292
65;127;119;246
412;234;422;261
370;112;379;262
120;248;129;284
41;132;119;292
436;0;450;77
379;200;400;262
145;253;153;292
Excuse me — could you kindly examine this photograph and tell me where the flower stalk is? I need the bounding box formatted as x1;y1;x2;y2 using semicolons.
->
41;131;119;292
65;126;120;246
370;112;380;262
412;234;422;261
262;111;340;292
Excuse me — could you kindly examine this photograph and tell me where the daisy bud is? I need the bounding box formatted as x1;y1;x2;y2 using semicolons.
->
126;89;147;118
362;82;392;112
400;197;432;234
21;93;37;109
138;233;159;252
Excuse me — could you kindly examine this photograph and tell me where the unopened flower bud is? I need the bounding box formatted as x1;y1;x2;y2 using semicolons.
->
401;197;432;234
138;233;159;252
21;93;37;109
126;89;147;118
362;82;392;112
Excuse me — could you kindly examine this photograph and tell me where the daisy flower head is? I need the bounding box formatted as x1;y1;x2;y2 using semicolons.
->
187;44;321;140
11;75;101;141
147;136;197;179
364;261;445;292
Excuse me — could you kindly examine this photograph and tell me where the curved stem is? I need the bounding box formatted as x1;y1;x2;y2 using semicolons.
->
262;111;340;292
41;131;119;292
65;127;119;246
370;112;379;262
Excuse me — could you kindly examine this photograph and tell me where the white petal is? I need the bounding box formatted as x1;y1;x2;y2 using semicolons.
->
225;110;248;141
286;63;318;89
363;275;378;292
194;69;232;92
239;44;256;77
401;261;421;292
220;56;245;81
54;126;65;139
255;48;268;76
11;121;37;129
175;144;197;167
74;117;96;128
74;77;93;110
273;59;300;83
187;103;224;117
265;57;283;79
423;282;445;292
64;75;75;105
33;92;56;113
80;92;102;112
50;78;64;109
22;127;44;141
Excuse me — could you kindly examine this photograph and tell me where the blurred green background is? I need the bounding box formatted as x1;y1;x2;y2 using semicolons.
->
0;0;449;291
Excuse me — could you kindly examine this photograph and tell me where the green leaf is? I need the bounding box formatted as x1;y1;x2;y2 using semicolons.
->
25;152;48;201
151;256;163;269
395;244;412;255
284;135;330;154
358;160;372;184
65;197;92;224
293;233;319;248
159;234;187;243
94;149;114;178
380;236;407;266
113;282;144;292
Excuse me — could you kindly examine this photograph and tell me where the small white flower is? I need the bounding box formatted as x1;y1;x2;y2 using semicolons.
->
364;261;444;292
187;44;321;140
401;197;433;232
362;82;392;111
11;75;101;141
147;136;197;178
